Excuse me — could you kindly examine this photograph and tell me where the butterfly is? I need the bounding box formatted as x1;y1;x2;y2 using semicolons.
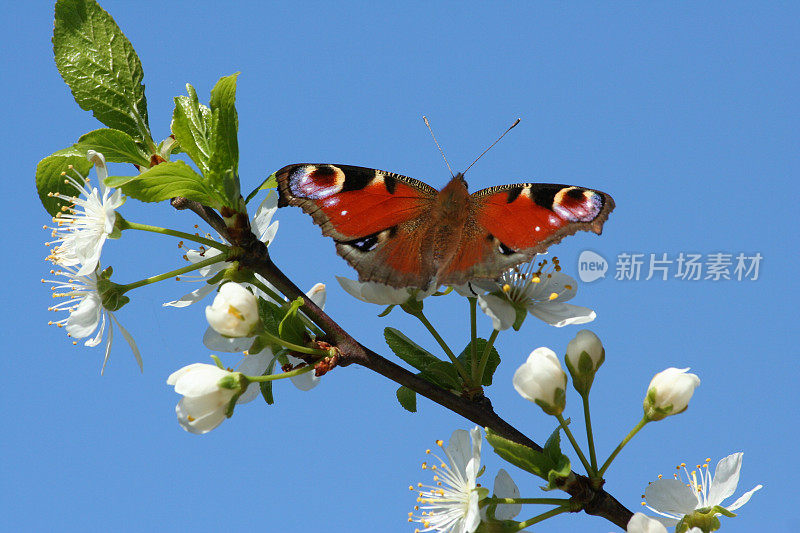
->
276;164;614;289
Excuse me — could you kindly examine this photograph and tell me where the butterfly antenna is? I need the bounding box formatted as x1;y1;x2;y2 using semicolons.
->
463;118;521;174
423;115;454;178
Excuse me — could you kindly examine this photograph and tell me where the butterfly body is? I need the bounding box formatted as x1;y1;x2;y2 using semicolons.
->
276;164;614;289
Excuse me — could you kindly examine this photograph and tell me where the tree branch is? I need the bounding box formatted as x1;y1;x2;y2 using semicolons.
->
176;198;633;530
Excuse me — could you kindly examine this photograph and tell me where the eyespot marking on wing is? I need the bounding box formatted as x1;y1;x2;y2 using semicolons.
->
289;165;346;199
336;226;397;253
552;186;603;222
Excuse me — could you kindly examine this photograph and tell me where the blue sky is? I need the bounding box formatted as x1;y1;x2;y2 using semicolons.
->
4;1;796;531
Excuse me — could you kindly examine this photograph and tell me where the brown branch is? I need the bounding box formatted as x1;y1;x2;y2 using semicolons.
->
175;198;633;530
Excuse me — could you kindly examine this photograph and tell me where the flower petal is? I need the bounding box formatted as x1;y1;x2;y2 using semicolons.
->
337;276;415;305
527;302;596;327
287;355;321;391
251;192;278;240
175;397;226;434
493;469;521;520
306;283;327;310
706;452;743;507
110;311;142;371
202;327;253;352
477;294;516;330
645;478;700;516
726;484;762;511
237;350;276;404
65;293;102;338
627;513;669;533
163;283;217;308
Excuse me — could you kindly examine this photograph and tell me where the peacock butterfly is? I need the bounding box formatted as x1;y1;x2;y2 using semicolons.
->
276;163;614;289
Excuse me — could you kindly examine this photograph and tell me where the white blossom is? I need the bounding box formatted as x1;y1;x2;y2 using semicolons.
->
337;276;434;306
644;367;700;421
564;329;605;394
45;151;124;275
643;453;762;527
464;257;595;330
167;363;245;434
205;282;260;338
512;347;567;415
409;427;486;533
43;265;141;374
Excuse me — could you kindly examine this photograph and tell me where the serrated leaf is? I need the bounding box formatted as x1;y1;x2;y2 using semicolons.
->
256;298;306;347
396;386;417;413
207;73;240;207
384;327;440;372
542;425;571;489
420;361;462;390
53;0;150;141
245;171;277;204
259;355;278;405
106;160;219;206
36;153;93;216
485;428;552;481
457;338;501;386
52;128;150;166
171;84;213;175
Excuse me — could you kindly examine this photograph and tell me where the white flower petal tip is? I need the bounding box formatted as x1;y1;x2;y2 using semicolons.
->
205;282;260;338
167;363;243;434
513;347;567;415
409;426;485;533
627;513;669;533
44;152;124;275
306;283;326;309
491;469;521;520
642;452;761;526
44;266;139;374
644;367;700;421
336;276;432;305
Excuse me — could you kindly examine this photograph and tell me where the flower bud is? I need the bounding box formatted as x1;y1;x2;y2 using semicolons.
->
205;282;260;337
512;347;567;415
643;367;700;421
564;329;604;395
167;363;247;434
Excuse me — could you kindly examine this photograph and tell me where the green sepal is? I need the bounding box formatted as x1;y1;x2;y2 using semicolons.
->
36;153;93;216
245;171;278;204
399;294;424;315
171;83;213;175
565;348;603;396
96;267;129;311
206;73;241;207
396;385;417;413
259;354;279;405
106;160;222;207
377;304;396;317
512;303;527;331
676;508;723;532
384;327;439;372
457;338;500;386
53;0;151;143
52;128;151;167
485;426;570;488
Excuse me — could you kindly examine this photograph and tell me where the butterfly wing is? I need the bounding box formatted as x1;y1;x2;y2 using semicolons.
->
276;164;439;288
439;183;615;285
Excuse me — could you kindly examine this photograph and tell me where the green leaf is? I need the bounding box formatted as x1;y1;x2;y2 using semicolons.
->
106;161;219;206
542;425;572;489
485;428;553;480
396;386;417;413
35;153;93;216
245;171;278;204
207;73;241;206
53;0;150;141
259;355;278;405
171;84;213;175
457;338;501;386
420;361;462;390
384;327;440;372
256;298;306;347
53;128;151;166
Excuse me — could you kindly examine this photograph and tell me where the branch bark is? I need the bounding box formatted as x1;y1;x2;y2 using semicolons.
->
174;197;634;530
